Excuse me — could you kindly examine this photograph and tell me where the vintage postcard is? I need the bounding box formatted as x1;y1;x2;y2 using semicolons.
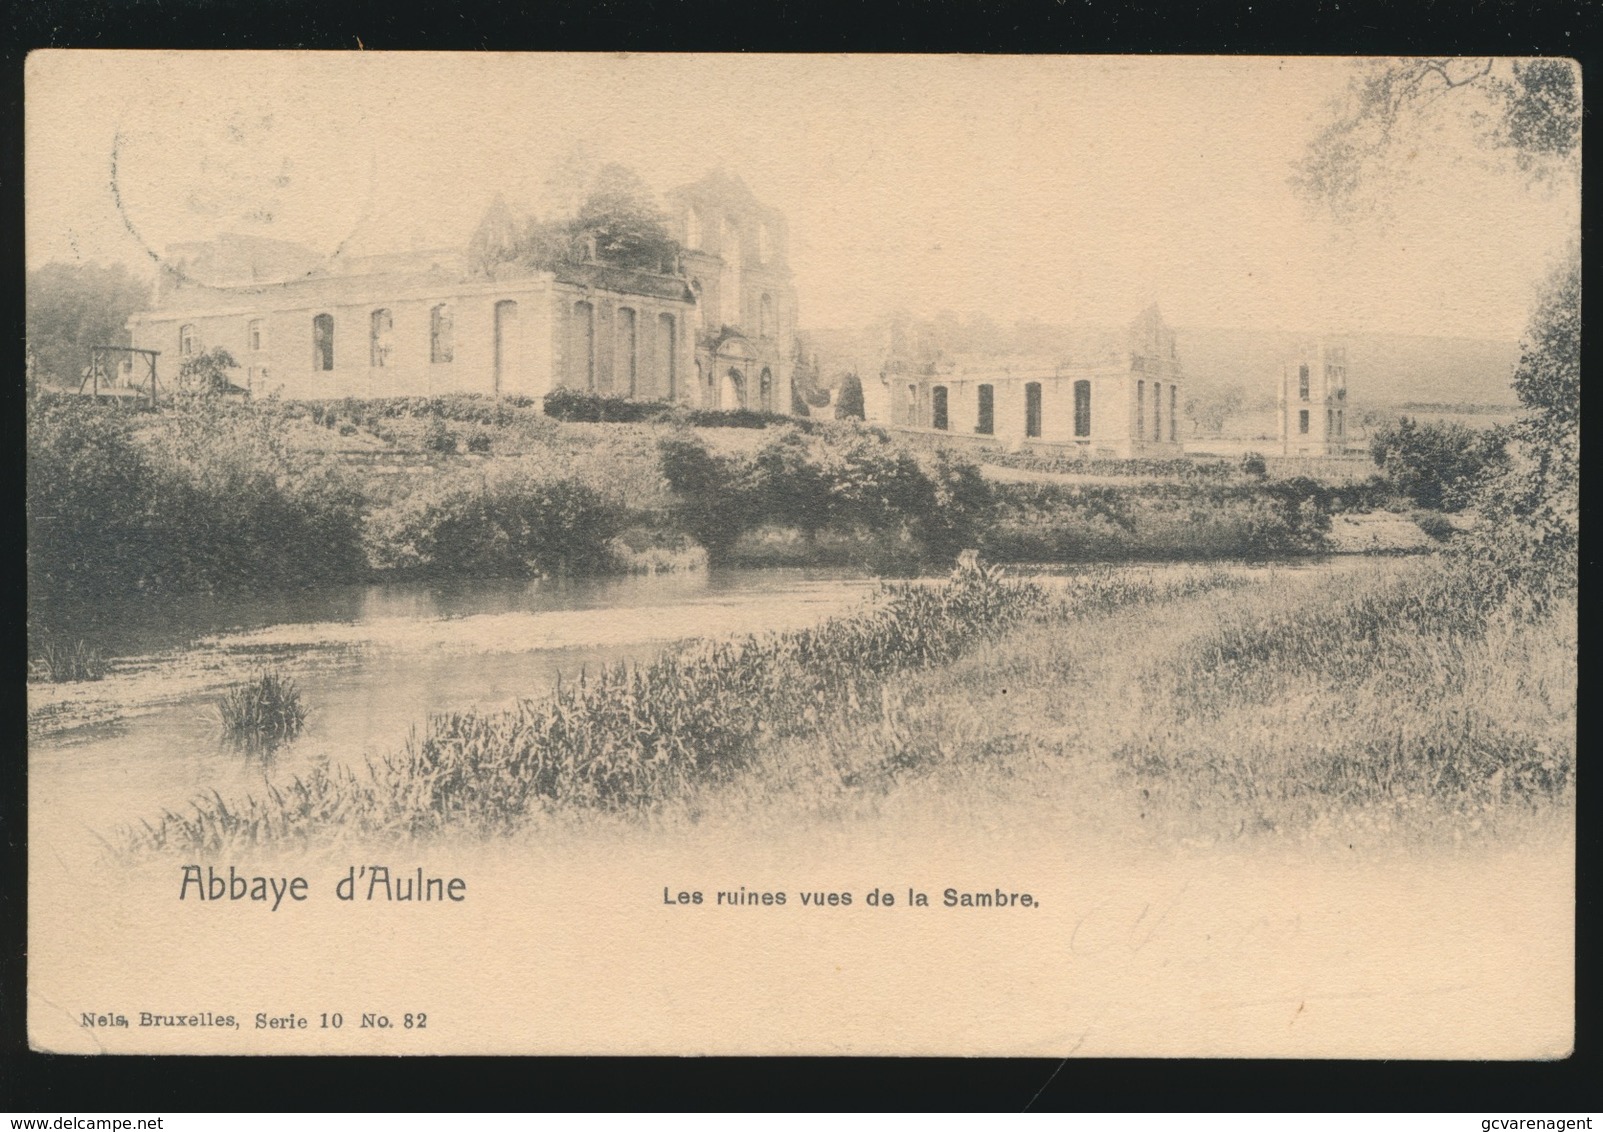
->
25;52;1576;1056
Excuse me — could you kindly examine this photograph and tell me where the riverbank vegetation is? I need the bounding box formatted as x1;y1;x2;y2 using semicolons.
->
216;671;308;747
28;389;1356;653
122;565;1230;851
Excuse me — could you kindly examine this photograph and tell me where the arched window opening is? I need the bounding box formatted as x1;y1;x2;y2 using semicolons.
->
689;279;706;330
1169;385;1178;442
370;309;394;368
759;294;774;339
1073;380;1091;438
618;308;638;397
657;314;677;401
1336;409;1345;438
571;301;595;389
1153;382;1163;441
1024;382;1043;438
729;368;748;410
976;385;995;435
179;324;197;357
1298;409;1310;435
494;300;519;395
1298;364;1310;400
312;314;334;371
904;384;918;427
759;367;773;413
248;320;265;352
430;304;454;363
721;221;742;327
931;385;949;431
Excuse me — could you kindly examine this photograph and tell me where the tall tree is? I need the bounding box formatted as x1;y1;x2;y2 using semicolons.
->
574;164;679;271
26;262;152;384
466;194;524;278
1295;58;1579;592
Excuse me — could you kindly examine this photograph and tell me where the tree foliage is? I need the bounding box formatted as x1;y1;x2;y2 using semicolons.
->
26;262;151;384
1461;250;1579;594
1368;416;1506;513
177;347;241;396
1293;57;1580;221
466;194;524;278
574;164;680;271
502;163;682;276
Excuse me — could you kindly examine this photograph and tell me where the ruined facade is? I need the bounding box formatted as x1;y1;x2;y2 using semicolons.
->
864;305;1186;459
1279;340;1348;456
666;170;799;414
126;172;798;412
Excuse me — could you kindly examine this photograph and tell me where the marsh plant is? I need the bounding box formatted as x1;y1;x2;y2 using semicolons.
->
216;671;307;747
33;638;107;683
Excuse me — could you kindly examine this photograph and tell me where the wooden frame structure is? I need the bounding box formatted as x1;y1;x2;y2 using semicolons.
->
83;346;161;407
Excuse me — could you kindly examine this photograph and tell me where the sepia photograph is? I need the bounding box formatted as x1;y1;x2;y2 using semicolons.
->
23;51;1578;1057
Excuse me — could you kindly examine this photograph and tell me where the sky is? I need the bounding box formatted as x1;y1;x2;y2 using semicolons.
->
25;52;1579;340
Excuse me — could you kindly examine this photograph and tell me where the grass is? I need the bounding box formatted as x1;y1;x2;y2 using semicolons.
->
216;671;307;746
33;639;106;683
121;555;1572;855
715;557;1573;845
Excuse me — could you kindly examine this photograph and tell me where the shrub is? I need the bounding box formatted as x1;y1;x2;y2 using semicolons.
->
1240;451;1268;478
365;470;624;577
27;399;158;611
1413;512;1456;542
421;416;457;454
543;388;669;423
835;374;866;420
1369;417;1506;512
985;478;1330;562
657;436;761;562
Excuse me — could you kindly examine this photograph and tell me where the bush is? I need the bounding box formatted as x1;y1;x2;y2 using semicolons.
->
1240;451;1268;478
1370;417;1506;512
985;478;1331;562
28;398;368;629
421;416;457;454
1413;512;1456;542
835;374;866;420
543;388;669;423
365;470;624;578
27;400;158;611
657;436;761;562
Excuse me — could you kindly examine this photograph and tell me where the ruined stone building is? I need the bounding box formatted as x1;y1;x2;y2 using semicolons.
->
1279;340;1348;455
863;305;1186;459
126;171;799;412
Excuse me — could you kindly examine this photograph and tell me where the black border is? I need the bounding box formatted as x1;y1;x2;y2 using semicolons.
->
3;0;1597;1112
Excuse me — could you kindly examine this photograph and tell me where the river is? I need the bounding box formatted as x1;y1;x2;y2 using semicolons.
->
29;567;886;834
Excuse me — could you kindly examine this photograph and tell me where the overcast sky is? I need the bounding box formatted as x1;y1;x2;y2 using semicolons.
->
26;52;1578;340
